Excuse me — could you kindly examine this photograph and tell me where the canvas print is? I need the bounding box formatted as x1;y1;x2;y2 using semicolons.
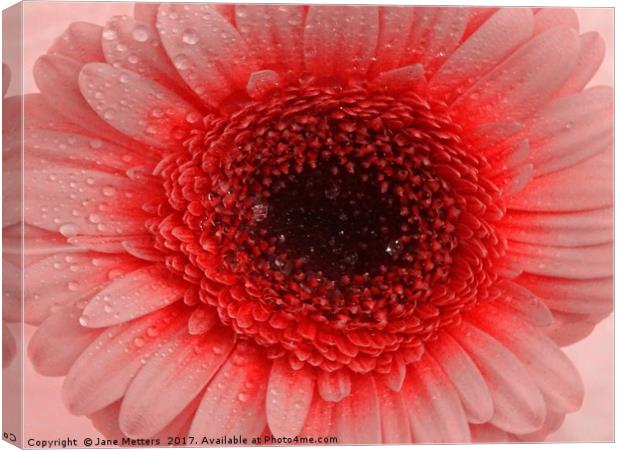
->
2;2;613;446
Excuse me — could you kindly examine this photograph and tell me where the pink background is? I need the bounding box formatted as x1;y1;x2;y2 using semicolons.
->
15;3;614;443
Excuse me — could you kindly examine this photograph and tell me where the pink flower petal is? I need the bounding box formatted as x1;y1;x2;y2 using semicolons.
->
101;15;199;105
500;207;613;248
462;7;498;39
89;401;123;440
525;86;612;176
470;423;510;443
333;374;381;443
452;26;580;125
517;273;612;317
133;3;159;26
2;323;16;368
189;343;270;437
556;32;606;97
24;252;142;324
378;354;406;392
266;358;315;436
402;354;470;443
33;54;129;143
430;8;534;100
376;382;412;443
451;321;546;434
516;407;566;442
17;224;86;257
543;311;601;347
66;235;150;255
404;7;470;75
532;8;578;35
506;241;612;279
119;326;234;437
371;7;415;75
427;334;494;424
157;4;258;109
79;62;201;150
26;129;156;173
318;369;352;402
152;396;201;440
300;397;335;436
471;302;584;412
370;64;426;93
508;148;612;212
494;279;554;327
121;237;165;262
28;302;102;376
63;306;189;415
81;264;187;328
2;63;10;97
2;258;21;321
23;94;88;134
24;167;155;237
235;5;306;73
304;6;379;80
47;22;105;64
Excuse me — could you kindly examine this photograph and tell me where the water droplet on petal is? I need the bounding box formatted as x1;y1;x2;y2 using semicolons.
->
173;54;190;70
102;186;116;197
186;111;201;124
182;29;200;45
102;29;117;41
59;223;79;237
132;25;150;42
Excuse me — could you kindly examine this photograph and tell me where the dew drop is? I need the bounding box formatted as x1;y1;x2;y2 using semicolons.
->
186;111;201;124
386;239;404;257
173;54;190;70
132;25;150;42
102;29;117;41
59;223;79;237
89;139;103;149
102;186;116;197
181;29;200;45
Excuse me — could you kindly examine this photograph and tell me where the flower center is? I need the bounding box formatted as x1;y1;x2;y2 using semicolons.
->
153;78;506;373
260;162;410;280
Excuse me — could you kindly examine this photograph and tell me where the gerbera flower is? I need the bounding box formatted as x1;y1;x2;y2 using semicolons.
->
20;3;612;443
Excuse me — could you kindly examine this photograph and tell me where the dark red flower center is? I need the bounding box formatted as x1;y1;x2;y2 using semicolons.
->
152;77;506;373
